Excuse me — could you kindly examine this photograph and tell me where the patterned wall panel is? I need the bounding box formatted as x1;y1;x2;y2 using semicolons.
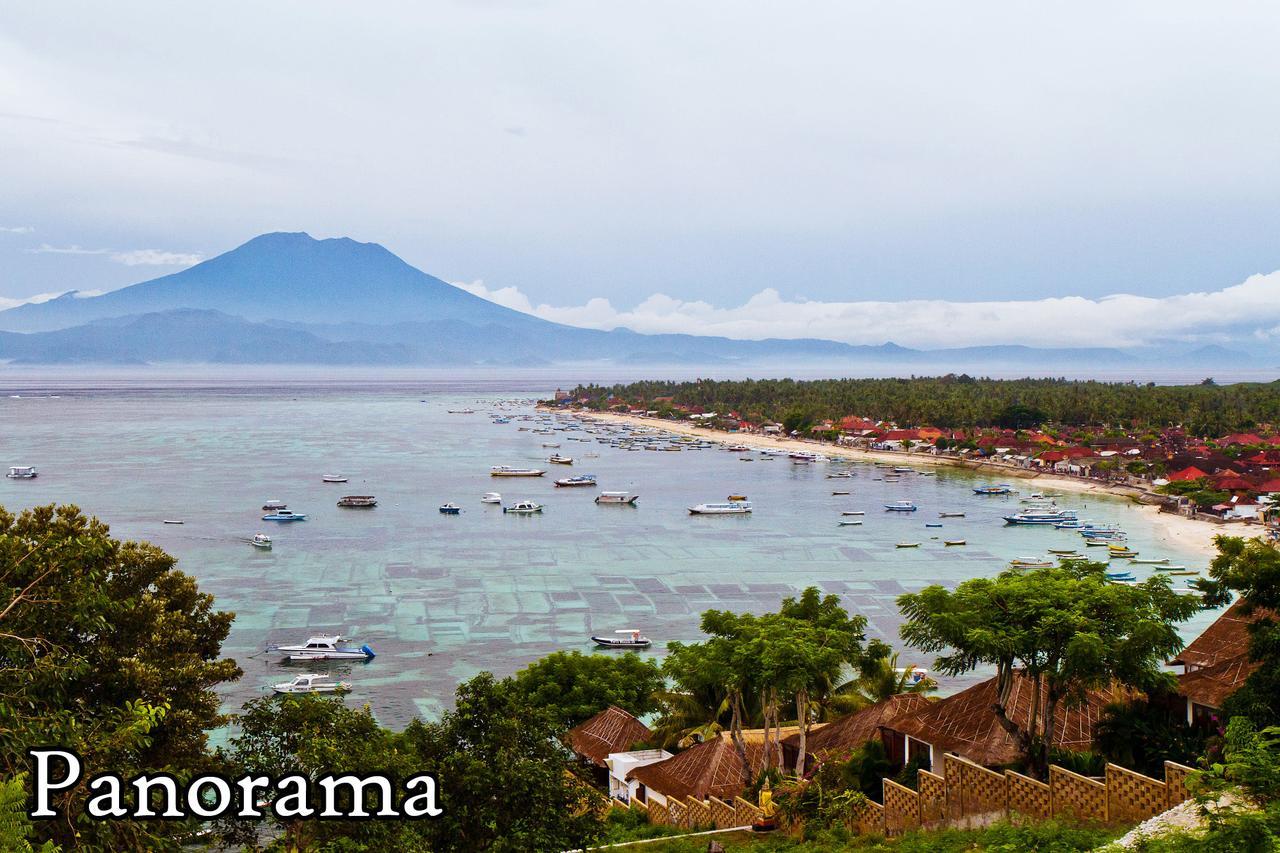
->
684;798;713;829
1164;761;1195;809
918;770;947;827
1050;766;1107;823
647;798;668;825
708;796;738;828
667;798;687;829
1106;764;1167;824
850;797;885;835
629;796;647;814
1006;771;1051;821
734;796;763;827
943;754;966;821
883;779;922;836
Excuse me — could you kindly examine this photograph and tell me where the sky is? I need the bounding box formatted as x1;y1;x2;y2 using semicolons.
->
3;1;1280;348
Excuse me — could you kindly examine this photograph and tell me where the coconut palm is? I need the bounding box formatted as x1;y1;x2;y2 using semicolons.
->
819;650;936;720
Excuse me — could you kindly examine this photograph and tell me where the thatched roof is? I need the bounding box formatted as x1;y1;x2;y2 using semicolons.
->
626;726;808;801
566;706;652;767
1169;601;1268;670
883;671;1132;767
782;694;933;762
1178;655;1260;709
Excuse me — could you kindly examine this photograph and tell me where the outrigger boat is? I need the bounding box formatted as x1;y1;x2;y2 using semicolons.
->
262;510;307;521
841;510;866;516
689;501;752;515
337;495;377;508
592;629;651;649
273;674;352;695
555;474;597;487
973;485;1013;495
268;635;376;661
490;466;546;477
250;533;272;549
546;454;574;465
896;542;921;548
1130;558;1169;565
839;519;863;526
1010;558;1054;568
944;539;966;546
727;494;748;501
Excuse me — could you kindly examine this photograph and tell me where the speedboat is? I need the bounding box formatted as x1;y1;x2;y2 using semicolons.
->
337;495;377;508
884;501;918;512
251;533;272;549
439;503;461;514
322;474;349;483
273;674;352;695
6;466;36;479
503;500;544;514
481;492;502;504
688;501;752;515
546;454;574;465
973;485;1013;495
262;510;307;521
1003;510;1077;525
490;466;546;477
591;629;651;649
269;635;376;661
555;474;597;487
595;491;639;505
262;499;287;511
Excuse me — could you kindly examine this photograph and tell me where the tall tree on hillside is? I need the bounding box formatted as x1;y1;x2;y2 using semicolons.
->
898;562;1199;778
508;650;665;729
0;504;241;850
1196;536;1280;727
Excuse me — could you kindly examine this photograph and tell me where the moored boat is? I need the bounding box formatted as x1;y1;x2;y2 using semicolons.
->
884;501;918;512
321;474;349;483
938;512;965;518
6;466;37;479
273;674;352;695
944;539;966;546
337;495;377;508
973;485;1013;495
547;454;574;465
555;474;597;487
251;533;272;549
595;491;639;505
481;492;502;504
727;494;748;501
841;510;866;516
262;510;307;521
269;634;376;661
896;542;921;548
503;500;544;514
689;501;752;515
592;629;651;649
439;503;461;514
262;499;287;511
490;466;546;477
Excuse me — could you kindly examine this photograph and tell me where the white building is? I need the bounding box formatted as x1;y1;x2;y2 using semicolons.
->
605;749;673;803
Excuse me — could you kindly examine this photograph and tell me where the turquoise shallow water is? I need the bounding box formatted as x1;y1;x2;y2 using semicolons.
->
0;380;1217;728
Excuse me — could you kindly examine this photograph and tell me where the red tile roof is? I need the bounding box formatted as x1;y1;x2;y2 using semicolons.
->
883;671;1133;767
782;694;933;762
567;706;652;767
1167;465;1209;482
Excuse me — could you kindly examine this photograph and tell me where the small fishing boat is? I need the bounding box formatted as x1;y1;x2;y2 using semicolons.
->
832;490;850;496
689;501;752;515
273;674;352;695
490;466;546;477
337;495;377;508
1003;510;1077;525
541;442;561;448
439;503;461;515
595;491;639;505
973;485;1013;495
481;492;502;504
546;454;574;465
726;444;751;452
1130;558;1169;565
1109;550;1139;558
925;523;943;528
592;629;651;649
893;466;913;473
727;494;748;501
826;471;854;479
1085;539;1112;547
503;500;544;514
896;542;921;548
1167;570;1200;576
322;475;349;483
1106;571;1137;582
944;539;966;546
1010;558;1053;568
1048;548;1079;555
1153;565;1188;571
163;519;184;525
839;519;864;526
938;512;965;518
262;510;307;521
269;635;376;661
251;533;272;549
6;466;37;479
841;510;866;516
884;501;918;512
555;474;597;487
447;408;476;414
262;499;287;511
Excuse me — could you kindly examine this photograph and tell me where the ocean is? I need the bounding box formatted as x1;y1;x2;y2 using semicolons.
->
0;376;1217;728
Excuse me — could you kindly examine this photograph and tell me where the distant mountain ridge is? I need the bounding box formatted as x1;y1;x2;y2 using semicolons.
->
0;232;1145;366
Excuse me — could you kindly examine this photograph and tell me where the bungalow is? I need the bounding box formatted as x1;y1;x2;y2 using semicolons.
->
567;706;652;771
1167;465;1210;483
605;749;673;803
781;694;932;766
626;727;809;805
1170;601;1267;726
879;671;1133;770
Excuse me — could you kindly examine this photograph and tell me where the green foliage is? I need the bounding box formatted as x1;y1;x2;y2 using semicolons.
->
898;561;1199;777
0;503;241;850
0;775;58;853
562;376;1280;436
509;650;665;729
1196;536;1280;728
1094;696;1210;777
825;647;936;720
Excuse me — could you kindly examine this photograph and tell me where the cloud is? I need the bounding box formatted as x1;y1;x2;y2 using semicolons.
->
0;289;75;310
452;272;1280;350
109;249;203;267
27;244;201;266
0;225;34;234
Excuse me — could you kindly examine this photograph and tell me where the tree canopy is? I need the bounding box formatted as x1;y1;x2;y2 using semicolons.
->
898;561;1200;777
508;650;664;729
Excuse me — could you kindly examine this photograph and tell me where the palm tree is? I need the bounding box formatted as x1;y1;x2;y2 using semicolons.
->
820;650;936;720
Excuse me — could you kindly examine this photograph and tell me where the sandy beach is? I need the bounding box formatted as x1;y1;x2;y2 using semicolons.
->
561;408;1235;559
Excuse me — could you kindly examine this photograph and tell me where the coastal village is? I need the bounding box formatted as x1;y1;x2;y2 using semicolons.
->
552;389;1280;534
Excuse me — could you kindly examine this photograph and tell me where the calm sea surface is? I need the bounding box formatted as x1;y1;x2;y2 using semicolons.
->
0;378;1218;728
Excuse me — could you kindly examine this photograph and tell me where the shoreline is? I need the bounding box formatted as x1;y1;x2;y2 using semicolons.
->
556;408;1233;559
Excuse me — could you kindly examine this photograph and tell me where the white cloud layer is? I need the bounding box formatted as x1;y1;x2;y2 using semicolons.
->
27;244;202;266
454;272;1280;350
0;225;34;234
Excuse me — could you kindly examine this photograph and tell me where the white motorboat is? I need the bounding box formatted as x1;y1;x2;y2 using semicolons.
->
273;674;352;695
6;466;36;479
490;466;546;477
322;474;348;483
688;501;752;515
251;533;272;549
262;510;308;521
546;454;574;465
503;500;544;514
595;491;639;505
591;629;652;649
841;510;866;516
269;635;376;661
555;474;597;487
884;501;918;512
481;492;502;504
